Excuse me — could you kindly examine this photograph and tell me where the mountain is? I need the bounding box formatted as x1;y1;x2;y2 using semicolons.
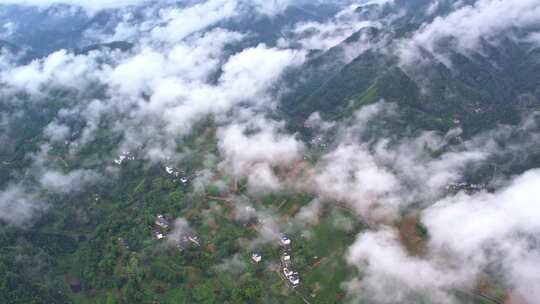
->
281;5;540;138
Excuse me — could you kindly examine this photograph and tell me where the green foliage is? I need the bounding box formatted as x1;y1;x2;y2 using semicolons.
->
415;222;429;240
0;255;69;304
192;283;216;304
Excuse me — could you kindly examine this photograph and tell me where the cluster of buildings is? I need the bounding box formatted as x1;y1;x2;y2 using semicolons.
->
446;182;487;194
114;151;135;165
153;214;170;240
176;234;201;252
248;235;300;288
310;135;328;148
164;166;189;185
117;237;130;250
279;235;300;288
152;214;201;251
251;252;262;263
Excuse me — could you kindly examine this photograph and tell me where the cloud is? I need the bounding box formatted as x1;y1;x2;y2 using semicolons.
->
166;217;193;245
0;0;296;16
0;0;148;12
400;0;540;64
345;169;540;303
338;109;540;303
303;102;488;220
217;116;305;193
103;39;304;160
1;49;102;96
40;169;100;194
423;169;540;303
249;0;290;16
43;121;71;143
0;0;312;228
0;184;44;227
149;0;239;44
345;227;475;304
278;3;379;52
1;8;305;162
293;198;322;227
214;253;247;275
81;0;295;44
1;21;16;37
250;211;282;247
313;143;402;219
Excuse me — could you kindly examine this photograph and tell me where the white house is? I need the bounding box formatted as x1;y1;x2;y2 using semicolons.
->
251;253;262;263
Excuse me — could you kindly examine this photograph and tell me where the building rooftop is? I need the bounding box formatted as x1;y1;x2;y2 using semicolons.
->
281;253;291;261
288;274;300;286
280;235;291;246
153;230;166;240
155;214;170;229
251;253;262;263
188;236;201;247
283;267;294;277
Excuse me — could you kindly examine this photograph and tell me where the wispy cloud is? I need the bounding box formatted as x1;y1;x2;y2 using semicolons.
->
400;0;540;64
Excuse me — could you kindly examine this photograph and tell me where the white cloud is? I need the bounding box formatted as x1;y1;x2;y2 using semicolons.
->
214;253;247;275
0;0;148;12
304;102;488;220
40;169;100;194
166;217;193;245
217;117;304;181
1;50;102;96
149;0;239;44
4;1;310;234
0;184;44;227
249;0;290;17
293;198;322;227
423;169;540;303
313;143;402;219
400;0;540;64
346;227;475;304
279;3;376;52
1;21;16;37
343;146;540;303
43;121;70;143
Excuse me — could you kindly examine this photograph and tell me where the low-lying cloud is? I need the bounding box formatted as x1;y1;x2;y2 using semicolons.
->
400;0;540;64
0;0;148;12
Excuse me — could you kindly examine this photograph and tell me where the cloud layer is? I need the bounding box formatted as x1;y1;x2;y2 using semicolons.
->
0;0;148;12
400;0;540;64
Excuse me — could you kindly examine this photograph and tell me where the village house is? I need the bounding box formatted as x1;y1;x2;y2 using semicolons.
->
114;151;135;165
153;230;166;240
165;166;177;176
251;252;262;263
288;273;300;287
278;235;301;288
164;166;190;185
281;252;292;265
118;238;129;249
155;214;170;229
177;234;201;251
187;235;201;247
280;235;291;246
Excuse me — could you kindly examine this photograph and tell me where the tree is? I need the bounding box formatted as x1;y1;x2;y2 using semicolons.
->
192;283;215;304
